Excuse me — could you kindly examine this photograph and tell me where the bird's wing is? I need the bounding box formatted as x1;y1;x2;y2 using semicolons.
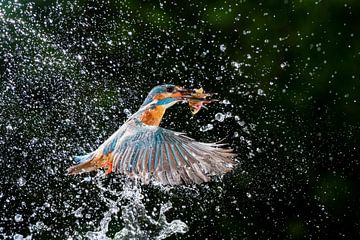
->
109;125;236;185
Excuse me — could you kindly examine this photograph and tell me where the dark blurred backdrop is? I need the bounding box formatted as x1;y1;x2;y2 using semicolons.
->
1;0;360;239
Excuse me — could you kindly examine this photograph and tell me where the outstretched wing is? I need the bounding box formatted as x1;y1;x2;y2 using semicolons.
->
111;125;236;185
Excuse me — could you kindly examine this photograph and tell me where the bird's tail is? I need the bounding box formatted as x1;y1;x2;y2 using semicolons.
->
66;151;113;175
66;159;98;175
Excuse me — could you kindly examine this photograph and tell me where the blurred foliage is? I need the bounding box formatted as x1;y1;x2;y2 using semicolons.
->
0;0;360;239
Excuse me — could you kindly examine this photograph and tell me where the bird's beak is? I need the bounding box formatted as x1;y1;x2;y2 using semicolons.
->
174;86;213;100
173;86;194;100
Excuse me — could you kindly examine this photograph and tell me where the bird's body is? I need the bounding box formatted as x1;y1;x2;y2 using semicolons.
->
67;84;236;185
139;105;166;126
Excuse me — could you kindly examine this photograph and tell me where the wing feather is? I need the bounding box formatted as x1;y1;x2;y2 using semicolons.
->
136;148;145;174
131;145;141;173
148;147;154;172
121;146;133;174
107;124;236;185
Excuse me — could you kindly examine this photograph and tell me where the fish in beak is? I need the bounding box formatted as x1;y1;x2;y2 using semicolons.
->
175;86;216;115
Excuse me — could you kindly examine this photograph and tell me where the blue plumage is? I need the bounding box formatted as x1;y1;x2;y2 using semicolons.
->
73;152;94;163
157;97;176;106
103;138;117;155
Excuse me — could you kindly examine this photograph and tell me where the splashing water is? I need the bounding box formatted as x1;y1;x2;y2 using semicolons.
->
84;178;188;240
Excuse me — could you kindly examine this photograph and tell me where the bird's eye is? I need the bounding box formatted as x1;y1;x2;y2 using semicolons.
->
166;86;175;92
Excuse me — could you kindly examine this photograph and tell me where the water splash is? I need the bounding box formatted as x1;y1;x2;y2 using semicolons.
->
85;178;188;240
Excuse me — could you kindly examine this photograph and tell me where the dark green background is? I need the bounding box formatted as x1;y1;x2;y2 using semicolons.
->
1;0;360;239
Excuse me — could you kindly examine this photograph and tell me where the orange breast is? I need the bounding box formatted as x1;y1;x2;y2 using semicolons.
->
140;106;166;126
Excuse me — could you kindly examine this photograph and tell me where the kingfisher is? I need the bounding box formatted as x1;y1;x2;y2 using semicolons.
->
67;84;236;185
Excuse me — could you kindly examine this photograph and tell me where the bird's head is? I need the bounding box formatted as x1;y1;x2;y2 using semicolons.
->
141;84;195;109
138;84;213;126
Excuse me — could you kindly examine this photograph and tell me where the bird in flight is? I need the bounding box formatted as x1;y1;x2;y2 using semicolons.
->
67;84;236;185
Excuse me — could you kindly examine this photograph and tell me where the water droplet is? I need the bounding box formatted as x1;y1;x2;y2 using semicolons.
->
280;62;288;68
17;177;26;187
75;54;82;61
219;44;226;52
231;61;241;69
13;234;23;240
73;207;84;218
14;214;23;222
30;137;38;145
6;125;13;131
221;99;230;105
81;176;92;182
200;124;213;132
35;221;45;230
257;89;264;96
215;113;225;122
123;108;132;118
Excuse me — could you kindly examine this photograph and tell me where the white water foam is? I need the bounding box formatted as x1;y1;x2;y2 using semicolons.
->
85;179;188;240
